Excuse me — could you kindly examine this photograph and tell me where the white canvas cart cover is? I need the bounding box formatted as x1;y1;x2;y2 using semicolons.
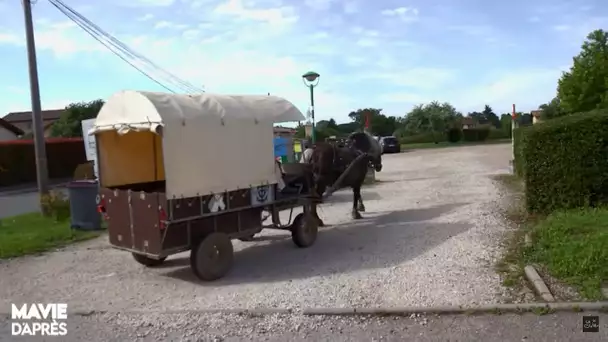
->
89;90;305;198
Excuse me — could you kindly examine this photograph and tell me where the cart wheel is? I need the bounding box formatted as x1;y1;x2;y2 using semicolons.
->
190;233;234;281
291;213;318;248
132;253;166;267
238;235;256;242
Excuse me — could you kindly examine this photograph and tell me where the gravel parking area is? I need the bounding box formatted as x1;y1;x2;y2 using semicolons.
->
0;144;514;313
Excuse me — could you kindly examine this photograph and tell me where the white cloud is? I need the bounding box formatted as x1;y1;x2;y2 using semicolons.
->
137;14;154;21
553;25;570;32
380;7;419;22
447;68;562;112
120;0;175;7
358;67;457;90
213;0;298;26
0;32;20;45
304;0;335;11
154;21;173;29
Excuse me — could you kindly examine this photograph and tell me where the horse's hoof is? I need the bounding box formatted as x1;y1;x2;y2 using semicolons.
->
351;211;363;220
357;204;366;212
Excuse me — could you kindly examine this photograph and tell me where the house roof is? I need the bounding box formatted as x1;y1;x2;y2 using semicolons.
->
531;110;542;118
0;118;24;136
273;126;296;134
2;109;64;123
462;117;476;125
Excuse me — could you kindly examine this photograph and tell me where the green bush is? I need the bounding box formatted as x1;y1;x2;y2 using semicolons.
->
446;128;462;143
512;126;528;178
40;190;71;221
399;132;445;145
521;109;608;214
462;128;490;142
488;128;510;140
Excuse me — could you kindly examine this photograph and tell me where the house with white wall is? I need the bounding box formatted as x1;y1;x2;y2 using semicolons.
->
0;118;24;141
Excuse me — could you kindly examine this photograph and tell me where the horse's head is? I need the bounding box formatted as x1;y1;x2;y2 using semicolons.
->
348;132;383;172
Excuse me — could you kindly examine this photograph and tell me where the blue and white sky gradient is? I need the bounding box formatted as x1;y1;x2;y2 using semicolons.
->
0;0;606;123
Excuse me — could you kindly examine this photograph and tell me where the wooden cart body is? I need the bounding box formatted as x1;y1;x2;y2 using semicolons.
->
89;90;318;281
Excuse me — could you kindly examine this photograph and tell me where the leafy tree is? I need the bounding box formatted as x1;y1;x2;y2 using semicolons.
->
347;108;398;136
50;99;104;137
401;101;461;136
538;97;564;120
557;29;608;114
467;111;487;125
500;114;512;135
482;105;500;128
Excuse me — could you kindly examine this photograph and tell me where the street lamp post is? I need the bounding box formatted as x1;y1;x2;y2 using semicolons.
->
302;71;320;143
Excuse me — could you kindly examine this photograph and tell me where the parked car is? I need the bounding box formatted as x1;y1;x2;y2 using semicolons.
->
379;136;400;154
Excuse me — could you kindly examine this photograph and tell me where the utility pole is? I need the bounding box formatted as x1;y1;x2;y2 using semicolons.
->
22;0;50;202
511;104;518;175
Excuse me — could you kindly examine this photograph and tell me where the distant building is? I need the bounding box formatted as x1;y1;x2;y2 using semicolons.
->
273;126;296;138
2;109;64;137
0;118;24;141
531;110;543;124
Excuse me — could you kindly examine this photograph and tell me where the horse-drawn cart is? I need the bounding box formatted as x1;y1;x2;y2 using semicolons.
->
90;91;319;281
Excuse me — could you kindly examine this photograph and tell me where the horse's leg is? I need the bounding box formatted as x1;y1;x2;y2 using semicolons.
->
351;186;363;219
358;197;365;212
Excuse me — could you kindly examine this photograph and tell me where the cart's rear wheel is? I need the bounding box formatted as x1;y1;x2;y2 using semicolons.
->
291;213;318;248
132;253;166;267
238;235;256;241
190;233;234;281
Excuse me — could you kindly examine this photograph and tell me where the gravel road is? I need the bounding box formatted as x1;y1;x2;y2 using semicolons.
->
1;311;606;341
0;144;514;313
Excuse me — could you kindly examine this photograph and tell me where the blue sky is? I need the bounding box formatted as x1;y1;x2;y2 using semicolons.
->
0;0;606;124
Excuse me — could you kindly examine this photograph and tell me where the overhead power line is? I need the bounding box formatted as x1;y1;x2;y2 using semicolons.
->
47;0;205;94
52;0;203;93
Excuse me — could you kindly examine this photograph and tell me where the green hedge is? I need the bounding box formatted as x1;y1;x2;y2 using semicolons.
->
399;133;446;145
399;128;501;145
512;126;529;178
462;128;490;142
521;110;608;214
0;138;87;187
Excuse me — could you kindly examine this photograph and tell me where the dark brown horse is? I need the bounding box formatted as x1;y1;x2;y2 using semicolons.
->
310;132;379;220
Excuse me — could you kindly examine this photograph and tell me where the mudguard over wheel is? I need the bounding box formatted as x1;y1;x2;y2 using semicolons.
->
132;253;166;267
190;232;234;281
290;213;318;248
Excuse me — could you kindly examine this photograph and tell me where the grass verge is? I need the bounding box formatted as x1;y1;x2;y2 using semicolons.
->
494;174;608;300
525;208;608;300
0;213;103;259
401;138;511;151
493;174;533;292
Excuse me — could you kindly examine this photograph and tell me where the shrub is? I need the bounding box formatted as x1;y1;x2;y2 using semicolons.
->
512;126;529;178
41;190;71;221
446;128;462;142
488;128;510;140
462;128;490;142
399;132;445;145
521;109;608;214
